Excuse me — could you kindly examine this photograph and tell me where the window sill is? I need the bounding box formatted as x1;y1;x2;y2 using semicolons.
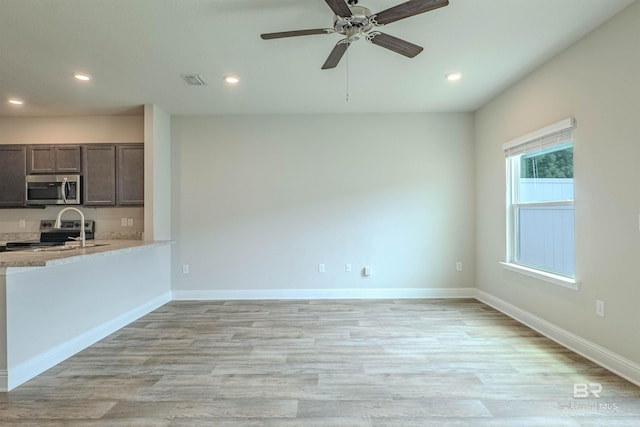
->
500;262;579;290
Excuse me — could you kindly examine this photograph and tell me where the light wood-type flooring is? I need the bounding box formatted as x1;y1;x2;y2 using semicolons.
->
1;299;639;426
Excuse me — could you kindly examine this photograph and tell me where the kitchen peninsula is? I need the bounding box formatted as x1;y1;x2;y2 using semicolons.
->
0;240;172;391
0;107;173;392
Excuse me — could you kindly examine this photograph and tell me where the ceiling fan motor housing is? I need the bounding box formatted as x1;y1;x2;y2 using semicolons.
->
333;6;373;37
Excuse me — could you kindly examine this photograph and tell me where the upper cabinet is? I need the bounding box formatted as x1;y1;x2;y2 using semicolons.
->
117;144;144;205
83;143;144;206
83;145;117;206
0;143;143;208
0;146;27;207
27;145;81;174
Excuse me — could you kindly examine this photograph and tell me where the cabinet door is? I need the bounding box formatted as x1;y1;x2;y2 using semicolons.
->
83;145;116;205
117;144;144;205
0;146;27;206
27;145;81;173
55;145;81;173
27;145;55;174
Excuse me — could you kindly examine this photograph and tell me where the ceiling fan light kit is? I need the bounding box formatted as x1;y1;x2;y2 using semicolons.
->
260;0;449;69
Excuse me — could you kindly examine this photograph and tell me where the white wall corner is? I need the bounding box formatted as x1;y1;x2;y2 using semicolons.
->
0;369;7;392
144;103;172;242
474;289;640;388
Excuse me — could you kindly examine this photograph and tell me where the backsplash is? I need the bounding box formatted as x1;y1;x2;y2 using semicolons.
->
0;232;39;243
0;206;144;240
94;231;143;240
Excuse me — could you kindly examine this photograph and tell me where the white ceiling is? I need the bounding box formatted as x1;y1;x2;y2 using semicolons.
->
0;0;635;117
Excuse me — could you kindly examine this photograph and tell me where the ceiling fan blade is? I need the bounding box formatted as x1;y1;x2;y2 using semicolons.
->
324;0;352;17
261;28;334;40
367;32;423;58
372;0;448;26
321;41;350;69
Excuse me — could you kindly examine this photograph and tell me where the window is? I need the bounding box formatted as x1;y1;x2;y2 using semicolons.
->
503;118;576;283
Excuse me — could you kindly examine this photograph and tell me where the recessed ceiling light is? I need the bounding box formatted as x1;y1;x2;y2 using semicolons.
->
224;75;240;84
8;98;24;105
73;73;92;81
445;72;462;82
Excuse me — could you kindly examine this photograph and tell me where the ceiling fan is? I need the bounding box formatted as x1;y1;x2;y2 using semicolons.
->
260;0;449;69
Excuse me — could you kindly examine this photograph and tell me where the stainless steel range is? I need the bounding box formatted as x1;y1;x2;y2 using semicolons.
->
39;219;95;242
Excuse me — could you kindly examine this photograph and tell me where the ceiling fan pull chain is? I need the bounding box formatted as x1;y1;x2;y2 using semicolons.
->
346;45;350;102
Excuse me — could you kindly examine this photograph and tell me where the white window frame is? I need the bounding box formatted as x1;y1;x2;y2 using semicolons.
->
501;118;578;289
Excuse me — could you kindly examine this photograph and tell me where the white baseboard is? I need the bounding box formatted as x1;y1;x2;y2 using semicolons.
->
5;291;172;391
474;289;640;388
172;287;475;301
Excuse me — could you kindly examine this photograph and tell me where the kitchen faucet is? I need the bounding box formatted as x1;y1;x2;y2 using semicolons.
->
54;206;86;248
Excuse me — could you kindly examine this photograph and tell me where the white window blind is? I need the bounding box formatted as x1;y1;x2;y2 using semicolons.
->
503;118;575;156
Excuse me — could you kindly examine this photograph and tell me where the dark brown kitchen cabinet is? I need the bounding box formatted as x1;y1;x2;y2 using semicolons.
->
0;146;27;206
83;145;117;205
27;145;81;174
117;144;144;205
82;143;144;206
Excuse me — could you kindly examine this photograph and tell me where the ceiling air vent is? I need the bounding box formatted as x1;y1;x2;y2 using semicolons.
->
181;74;208;86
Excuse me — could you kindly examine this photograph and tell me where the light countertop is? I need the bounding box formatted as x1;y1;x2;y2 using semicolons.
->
0;240;171;268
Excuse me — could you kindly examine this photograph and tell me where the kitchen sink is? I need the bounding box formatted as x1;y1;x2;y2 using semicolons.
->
32;243;109;252
1;241;110;253
2;241;64;252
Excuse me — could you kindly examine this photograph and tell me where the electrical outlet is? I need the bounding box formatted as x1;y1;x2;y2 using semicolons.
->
345;263;352;272
182;264;190;274
456;261;463;272
596;299;605;317
19;219;26;228
127;218;134;226
318;263;325;273
363;266;372;276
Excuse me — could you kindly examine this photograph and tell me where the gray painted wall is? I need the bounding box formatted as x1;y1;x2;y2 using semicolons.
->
170;113;475;295
475;2;640;364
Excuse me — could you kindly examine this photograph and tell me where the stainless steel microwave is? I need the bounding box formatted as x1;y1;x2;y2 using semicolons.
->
25;174;81;205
